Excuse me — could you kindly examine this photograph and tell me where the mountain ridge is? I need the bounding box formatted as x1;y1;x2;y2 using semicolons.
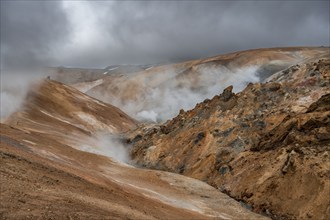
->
1;47;329;219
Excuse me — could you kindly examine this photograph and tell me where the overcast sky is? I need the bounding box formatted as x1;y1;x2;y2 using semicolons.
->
1;0;329;69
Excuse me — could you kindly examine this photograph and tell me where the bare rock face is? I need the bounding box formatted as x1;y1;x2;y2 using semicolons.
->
130;59;330;220
220;85;234;101
307;93;330;113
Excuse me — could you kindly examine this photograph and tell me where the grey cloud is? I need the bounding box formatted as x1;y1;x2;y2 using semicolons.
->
0;1;70;69
1;1;329;69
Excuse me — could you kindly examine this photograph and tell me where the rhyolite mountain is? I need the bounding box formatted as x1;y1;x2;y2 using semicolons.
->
1;47;329;219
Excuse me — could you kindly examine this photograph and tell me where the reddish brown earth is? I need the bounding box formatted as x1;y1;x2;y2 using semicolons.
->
1;80;267;219
130;59;330;219
3;80;138;152
1;47;329;220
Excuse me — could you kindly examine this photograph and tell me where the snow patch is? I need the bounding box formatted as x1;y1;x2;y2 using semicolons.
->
145;66;154;71
73;78;104;93
40;110;72;125
22;139;36;145
107;66;119;71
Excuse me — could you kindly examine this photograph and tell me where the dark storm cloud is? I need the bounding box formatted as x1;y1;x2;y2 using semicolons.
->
1;1;329;68
0;1;70;69
102;1;329;64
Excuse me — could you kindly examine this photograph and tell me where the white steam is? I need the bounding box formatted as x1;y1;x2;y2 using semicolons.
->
91;65;260;122
0;90;24;120
137;110;158;122
0;69;48;121
78;134;130;163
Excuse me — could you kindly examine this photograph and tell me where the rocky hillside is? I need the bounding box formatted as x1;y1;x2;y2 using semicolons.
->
4;80;137;147
1;79;267;219
74;47;329;122
129;59;330;219
1;47;329;220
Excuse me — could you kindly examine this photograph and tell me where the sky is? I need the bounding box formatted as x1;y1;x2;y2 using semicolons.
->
1;0;329;69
